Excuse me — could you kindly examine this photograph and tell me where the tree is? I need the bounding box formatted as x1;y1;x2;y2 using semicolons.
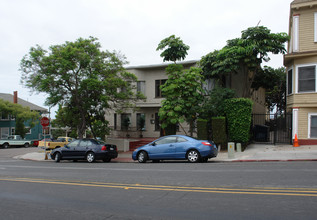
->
0;99;39;138
199;26;289;98
252;66;286;113
156;35;190;63
158;64;204;136
200;85;235;119
20;37;143;139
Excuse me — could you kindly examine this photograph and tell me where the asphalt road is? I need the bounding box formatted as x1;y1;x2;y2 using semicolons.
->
0;148;316;220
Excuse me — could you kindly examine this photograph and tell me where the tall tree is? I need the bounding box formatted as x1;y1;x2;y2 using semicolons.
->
20;37;142;138
158;64;204;136
252;66;286;113
199;26;289;98
156;35;190;63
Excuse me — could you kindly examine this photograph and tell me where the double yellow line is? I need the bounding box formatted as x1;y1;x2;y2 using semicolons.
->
1;177;317;197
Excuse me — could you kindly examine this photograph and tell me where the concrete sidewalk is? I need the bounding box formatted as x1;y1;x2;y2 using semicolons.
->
14;144;317;162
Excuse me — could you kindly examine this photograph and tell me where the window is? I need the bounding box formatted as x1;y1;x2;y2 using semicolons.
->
1;127;9;139
287;69;293;95
297;65;316;93
155;79;167;98
1;113;10;121
137;81;145;95
308;113;317;138
11;128;15;135
155;113;160;131
121;113;131;131
114;113;117;130
136;113;145;131
155;136;177;145
293;15;299;52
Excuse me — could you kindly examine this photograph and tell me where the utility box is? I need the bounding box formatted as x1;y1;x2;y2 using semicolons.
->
228;142;235;159
236;143;242;152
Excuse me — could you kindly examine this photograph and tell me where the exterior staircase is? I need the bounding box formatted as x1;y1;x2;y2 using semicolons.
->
129;138;156;151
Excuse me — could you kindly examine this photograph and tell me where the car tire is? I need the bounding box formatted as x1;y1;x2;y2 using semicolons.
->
24;143;29;148
55;152;61;163
138;151;148;163
86;152;95;163
103;157;111;162
3;143;9;149
187;150;200;163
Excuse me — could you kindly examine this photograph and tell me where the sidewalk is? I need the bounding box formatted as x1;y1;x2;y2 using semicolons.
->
14;144;317;162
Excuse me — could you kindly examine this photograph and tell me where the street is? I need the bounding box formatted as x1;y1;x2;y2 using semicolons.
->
0;148;316;219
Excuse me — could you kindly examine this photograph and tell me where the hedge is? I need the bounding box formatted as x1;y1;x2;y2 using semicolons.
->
211;117;227;150
224;98;253;144
197;119;208;140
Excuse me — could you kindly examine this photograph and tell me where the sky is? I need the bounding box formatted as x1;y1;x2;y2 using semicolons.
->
0;0;292;118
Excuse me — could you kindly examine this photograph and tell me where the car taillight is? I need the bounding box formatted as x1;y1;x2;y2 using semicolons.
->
202;142;211;146
101;146;107;151
48;142;50;146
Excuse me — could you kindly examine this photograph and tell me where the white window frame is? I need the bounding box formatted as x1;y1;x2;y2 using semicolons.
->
295;63;317;93
293;15;299;52
315;13;317;42
1;127;9;139
293;108;299;139
308;113;317;138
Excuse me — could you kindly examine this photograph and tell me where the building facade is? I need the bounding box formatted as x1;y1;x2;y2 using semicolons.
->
0;92;47;140
284;0;317;144
106;60;266;139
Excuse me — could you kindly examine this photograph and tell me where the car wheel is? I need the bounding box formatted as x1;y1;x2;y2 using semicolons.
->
103;157;111;162
54;152;61;163
86;152;95;163
3;143;9;149
24;143;29;148
138;151;148;163
187;150;200;163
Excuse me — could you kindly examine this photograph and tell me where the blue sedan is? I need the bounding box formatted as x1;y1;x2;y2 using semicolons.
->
132;135;218;163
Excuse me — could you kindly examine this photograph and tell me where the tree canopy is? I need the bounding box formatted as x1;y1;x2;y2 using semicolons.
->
156;35;190;63
158;64;204;136
199;26;289;97
20;37;143;139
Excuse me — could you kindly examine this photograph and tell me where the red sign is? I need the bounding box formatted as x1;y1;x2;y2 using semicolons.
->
40;117;50;127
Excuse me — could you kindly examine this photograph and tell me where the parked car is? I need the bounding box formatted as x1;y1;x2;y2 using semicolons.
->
50;139;118;163
38;137;73;149
132;135;218;163
0;135;32;148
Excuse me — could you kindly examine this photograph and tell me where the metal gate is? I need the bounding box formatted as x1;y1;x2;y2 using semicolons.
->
251;113;292;144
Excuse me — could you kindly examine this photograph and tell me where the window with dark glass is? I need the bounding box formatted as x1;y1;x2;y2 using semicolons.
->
137;113;145;130
287;69;293;95
114;113;117;130
155;113;160;131
298;66;316;92
311;115;317;138
121;113;131;131
155;79;167;98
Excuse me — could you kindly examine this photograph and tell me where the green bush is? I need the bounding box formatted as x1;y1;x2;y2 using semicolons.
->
224;98;253;144
197;119;208;140
211;117;227;150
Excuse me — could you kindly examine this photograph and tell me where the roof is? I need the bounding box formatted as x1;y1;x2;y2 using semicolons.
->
126;60;198;70
0;93;47;112
291;0;317;8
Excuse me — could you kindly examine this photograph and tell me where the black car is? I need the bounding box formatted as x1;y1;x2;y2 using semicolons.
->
50;139;118;163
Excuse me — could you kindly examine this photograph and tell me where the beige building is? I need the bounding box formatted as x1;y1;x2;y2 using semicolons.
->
106;60;266;139
284;0;317;144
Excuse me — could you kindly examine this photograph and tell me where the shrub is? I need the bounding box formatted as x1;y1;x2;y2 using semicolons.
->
224;98;253;144
197;119;208;140
211;117;227;150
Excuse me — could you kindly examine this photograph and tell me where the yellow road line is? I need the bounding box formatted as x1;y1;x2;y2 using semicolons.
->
0;177;317;197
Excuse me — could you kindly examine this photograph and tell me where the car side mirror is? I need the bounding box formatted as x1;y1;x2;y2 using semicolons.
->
151;142;156;146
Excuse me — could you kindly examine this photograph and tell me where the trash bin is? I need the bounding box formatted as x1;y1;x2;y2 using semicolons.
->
253;125;269;142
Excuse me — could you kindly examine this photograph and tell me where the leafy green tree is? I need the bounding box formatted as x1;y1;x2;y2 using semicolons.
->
20;37;143;138
0;99;39;138
158;64;204;136
199;26;289;98
200;85;235;119
156;35;190;63
252;66;286;113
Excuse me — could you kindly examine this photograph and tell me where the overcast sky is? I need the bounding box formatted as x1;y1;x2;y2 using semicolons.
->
0;0;292;118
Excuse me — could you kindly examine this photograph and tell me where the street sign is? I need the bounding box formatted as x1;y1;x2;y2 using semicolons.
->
40;116;50;127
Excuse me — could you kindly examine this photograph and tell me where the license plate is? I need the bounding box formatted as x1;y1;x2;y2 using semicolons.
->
110;147;114;150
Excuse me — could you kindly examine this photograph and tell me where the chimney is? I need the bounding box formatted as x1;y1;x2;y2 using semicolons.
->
13;91;18;104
